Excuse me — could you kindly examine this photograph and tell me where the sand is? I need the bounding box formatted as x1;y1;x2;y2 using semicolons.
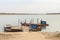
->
0;32;60;40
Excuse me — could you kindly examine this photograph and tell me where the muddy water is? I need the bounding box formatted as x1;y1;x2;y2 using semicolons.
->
0;15;60;32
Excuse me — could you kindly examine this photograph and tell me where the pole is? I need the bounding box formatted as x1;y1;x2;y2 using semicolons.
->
37;18;39;24
18;19;19;27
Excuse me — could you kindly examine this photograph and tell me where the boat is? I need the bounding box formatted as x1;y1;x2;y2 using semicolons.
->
4;19;49;32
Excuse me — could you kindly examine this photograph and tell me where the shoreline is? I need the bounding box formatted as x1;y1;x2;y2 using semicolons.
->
0;32;60;40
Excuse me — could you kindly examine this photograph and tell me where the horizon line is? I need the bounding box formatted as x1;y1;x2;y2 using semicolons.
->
0;13;59;15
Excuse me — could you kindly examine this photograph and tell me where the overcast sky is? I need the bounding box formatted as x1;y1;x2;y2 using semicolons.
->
0;0;60;13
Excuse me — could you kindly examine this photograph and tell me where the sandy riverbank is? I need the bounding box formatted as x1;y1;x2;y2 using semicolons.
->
0;32;60;40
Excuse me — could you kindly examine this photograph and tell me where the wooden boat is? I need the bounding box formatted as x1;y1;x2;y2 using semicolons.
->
4;19;49;32
4;26;23;32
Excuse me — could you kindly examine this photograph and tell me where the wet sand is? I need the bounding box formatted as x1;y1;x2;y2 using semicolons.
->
0;32;60;40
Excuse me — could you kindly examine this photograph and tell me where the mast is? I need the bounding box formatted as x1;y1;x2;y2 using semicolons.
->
30;18;34;24
25;19;26;23
37;18;39;24
18;19;20;27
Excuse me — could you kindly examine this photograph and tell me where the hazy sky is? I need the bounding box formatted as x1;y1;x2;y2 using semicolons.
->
0;0;60;13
